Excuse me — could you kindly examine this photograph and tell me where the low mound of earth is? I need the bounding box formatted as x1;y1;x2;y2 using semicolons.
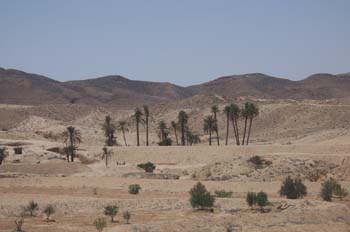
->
190;155;350;182
0;163;89;177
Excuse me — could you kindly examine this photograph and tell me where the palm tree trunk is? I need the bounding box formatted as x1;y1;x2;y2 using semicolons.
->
234;117;240;145
146;117;149;146
122;128;127;146
71;152;74;162
181;123;185;146
225;115;229;145
67;153;70;163
136;120;140;146
214;113;220;146
174;128;179;145
246;118;253;145
242;116;248;145
209;128;212;146
231;117;238;145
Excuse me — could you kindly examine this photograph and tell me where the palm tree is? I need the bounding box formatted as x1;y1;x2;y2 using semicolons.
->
117;120;129;146
143;105;150;146
229;104;240;145
246;103;259;145
187;131;201;145
241;102;249;145
133;108;143;146
171;121;179;145
203;115;215;146
102;147;112;167
63;126;82;162
211;105;220;145
102;115;116;146
177;110;189;146
157;120;171;145
0;146;8;165
223;105;230;145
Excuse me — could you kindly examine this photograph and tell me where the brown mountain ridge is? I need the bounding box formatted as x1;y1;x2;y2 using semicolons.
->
1;67;350;107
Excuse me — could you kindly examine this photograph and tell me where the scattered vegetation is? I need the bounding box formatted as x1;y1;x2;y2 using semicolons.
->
43;204;55;221
157;120;172;146
94;218;107;232
214;190;233;198
137;162;156;173
321;178;348;201
122;210;131;224
279;176;307;199
128;184;141;194
23;200;39;217
189;182;215;210
103;205;118;222
0;146;8;165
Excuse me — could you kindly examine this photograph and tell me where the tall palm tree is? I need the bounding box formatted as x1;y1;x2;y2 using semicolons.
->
133;108;143;146
203;115;215;146
143;105;150;146
246;103;259;145
211;105;220;145
0;147;8;165
63;126;82;162
223;105;230;145
117;120;129;146
171;121;179;145
241;103;249;145
229;104;240;145
177;110;189;146
157;120;171;145
102;115;116;146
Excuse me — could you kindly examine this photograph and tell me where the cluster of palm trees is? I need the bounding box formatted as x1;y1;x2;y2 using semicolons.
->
203;103;259;146
62;102;259;156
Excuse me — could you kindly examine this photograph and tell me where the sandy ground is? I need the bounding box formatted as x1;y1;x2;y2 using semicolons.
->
0;101;350;231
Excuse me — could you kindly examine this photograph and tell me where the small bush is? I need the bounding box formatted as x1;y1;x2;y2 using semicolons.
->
122;210;131;224
94;218;107;232
321;178;348;201
137;162;156;173
189;182;215;210
214;190;233;198
103;205;118;222
246;192;257;207
256;191;268;209
23;200;39;217
128;184;141;194
249;155;263;166
43;205;55;221
14;217;24;232
279;176;307;199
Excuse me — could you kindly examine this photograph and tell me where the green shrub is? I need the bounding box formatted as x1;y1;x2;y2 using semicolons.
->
321;178;348;201
246;192;257;207
103;205;118;222
122;210;131;224
279;176;307;199
256;191;268;209
94;218;107;232
137;162;156;173
23;200;39;217
128;184;141;194
214;190;233;198
189;182;215;210
43;204;55;221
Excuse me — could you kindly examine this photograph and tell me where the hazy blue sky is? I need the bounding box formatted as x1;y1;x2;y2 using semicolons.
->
1;0;349;86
